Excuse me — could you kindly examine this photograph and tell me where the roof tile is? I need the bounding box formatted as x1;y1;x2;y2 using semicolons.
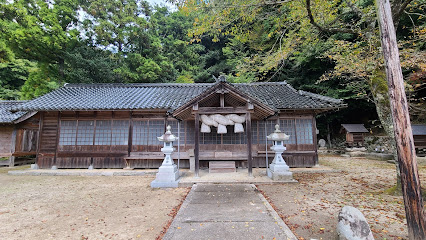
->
0;101;28;123
14;82;345;112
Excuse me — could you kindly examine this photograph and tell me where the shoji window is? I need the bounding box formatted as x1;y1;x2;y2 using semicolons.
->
76;121;95;145
132;121;149;145
167;120;186;146
132;120;165;145
279;119;297;144
202;130;219;144
256;120;276;144
95;120;111;145
295;119;313;144
59;119;129;146
185;121;195;145
111;120;129;145
148;120;165;145
59;121;77;145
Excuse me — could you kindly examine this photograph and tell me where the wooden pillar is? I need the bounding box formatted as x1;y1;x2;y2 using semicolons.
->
220;94;225;108
312;115;318;166
246;112;252;176
128;112;133;157
195;113;200;177
53;112;61;168
9;127;17;167
36;112;43;167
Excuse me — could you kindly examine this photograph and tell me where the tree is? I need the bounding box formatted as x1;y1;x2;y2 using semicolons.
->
63;44;121;84
81;0;151;53
0;59;36;99
376;0;425;237
0;0;81;81
20;63;60;100
179;0;425;191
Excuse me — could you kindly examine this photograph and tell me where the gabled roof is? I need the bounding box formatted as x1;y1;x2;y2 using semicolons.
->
412;125;426;136
13;81;345;113
0;101;29;124
172;80;276;119
341;124;369;133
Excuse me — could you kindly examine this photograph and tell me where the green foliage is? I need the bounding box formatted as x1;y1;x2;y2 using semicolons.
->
20;64;59;100
0;0;80;63
176;71;194;83
0;40;14;63
82;0;151;53
0;59;36;100
0;0;423;130
63;45;120;83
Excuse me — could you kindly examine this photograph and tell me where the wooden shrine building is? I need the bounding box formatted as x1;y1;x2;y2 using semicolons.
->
412;124;426;156
341;124;369;147
12;77;346;174
0;101;39;167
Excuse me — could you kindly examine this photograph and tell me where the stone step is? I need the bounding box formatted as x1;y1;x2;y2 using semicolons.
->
209;161;236;173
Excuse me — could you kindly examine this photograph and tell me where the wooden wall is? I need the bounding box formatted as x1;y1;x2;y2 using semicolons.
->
0;126;13;157
414;135;426;149
1;113;40;161
36;110;318;169
37;112;59;168
14;113;40;156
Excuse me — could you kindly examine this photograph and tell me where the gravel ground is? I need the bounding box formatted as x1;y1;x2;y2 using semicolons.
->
0;166;188;240
258;155;426;240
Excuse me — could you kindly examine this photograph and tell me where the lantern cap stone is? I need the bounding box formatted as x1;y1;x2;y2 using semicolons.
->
267;124;290;141
158;125;179;142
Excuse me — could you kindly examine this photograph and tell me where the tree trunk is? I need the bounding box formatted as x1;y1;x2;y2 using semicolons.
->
370;69;401;193
376;0;426;238
327;123;332;149
58;57;65;85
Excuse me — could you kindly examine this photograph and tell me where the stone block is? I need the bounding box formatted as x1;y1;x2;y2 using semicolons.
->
151;179;180;188
189;156;195;172
267;169;293;181
347;151;367;157
337;206;374;240
345;147;367;152
269;163;289;172
318;139;327;148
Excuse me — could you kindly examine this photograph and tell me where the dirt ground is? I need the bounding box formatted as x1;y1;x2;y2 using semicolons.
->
0;166;189;240
258;155;426;240
1;156;425;240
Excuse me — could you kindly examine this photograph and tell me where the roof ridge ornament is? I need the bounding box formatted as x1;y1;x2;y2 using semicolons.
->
218;75;226;82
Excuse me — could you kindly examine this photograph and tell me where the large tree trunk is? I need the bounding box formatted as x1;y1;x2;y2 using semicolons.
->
376;0;426;238
370;69;401;193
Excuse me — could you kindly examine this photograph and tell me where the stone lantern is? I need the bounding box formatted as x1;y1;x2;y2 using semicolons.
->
267;124;293;181
151;125;180;188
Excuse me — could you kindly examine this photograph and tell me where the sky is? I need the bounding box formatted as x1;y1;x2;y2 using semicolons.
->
146;0;177;10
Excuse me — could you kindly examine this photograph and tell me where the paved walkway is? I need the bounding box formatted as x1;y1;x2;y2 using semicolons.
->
163;184;297;240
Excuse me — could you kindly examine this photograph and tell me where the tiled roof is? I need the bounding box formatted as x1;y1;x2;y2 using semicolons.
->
341;124;369;133
412;125;426;136
0;101;28;124
14;82;345;112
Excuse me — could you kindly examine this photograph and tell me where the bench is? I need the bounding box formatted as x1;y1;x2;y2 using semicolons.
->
199;151;248;160
209;161;236;173
124;151;189;169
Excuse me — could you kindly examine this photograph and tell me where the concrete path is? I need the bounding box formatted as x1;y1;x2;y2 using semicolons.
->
163;184;297;240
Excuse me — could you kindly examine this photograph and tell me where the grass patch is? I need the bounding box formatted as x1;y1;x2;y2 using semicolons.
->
0;165;30;174
384;185;402;196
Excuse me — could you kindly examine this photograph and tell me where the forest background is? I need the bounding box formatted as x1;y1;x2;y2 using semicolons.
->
0;0;425;140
